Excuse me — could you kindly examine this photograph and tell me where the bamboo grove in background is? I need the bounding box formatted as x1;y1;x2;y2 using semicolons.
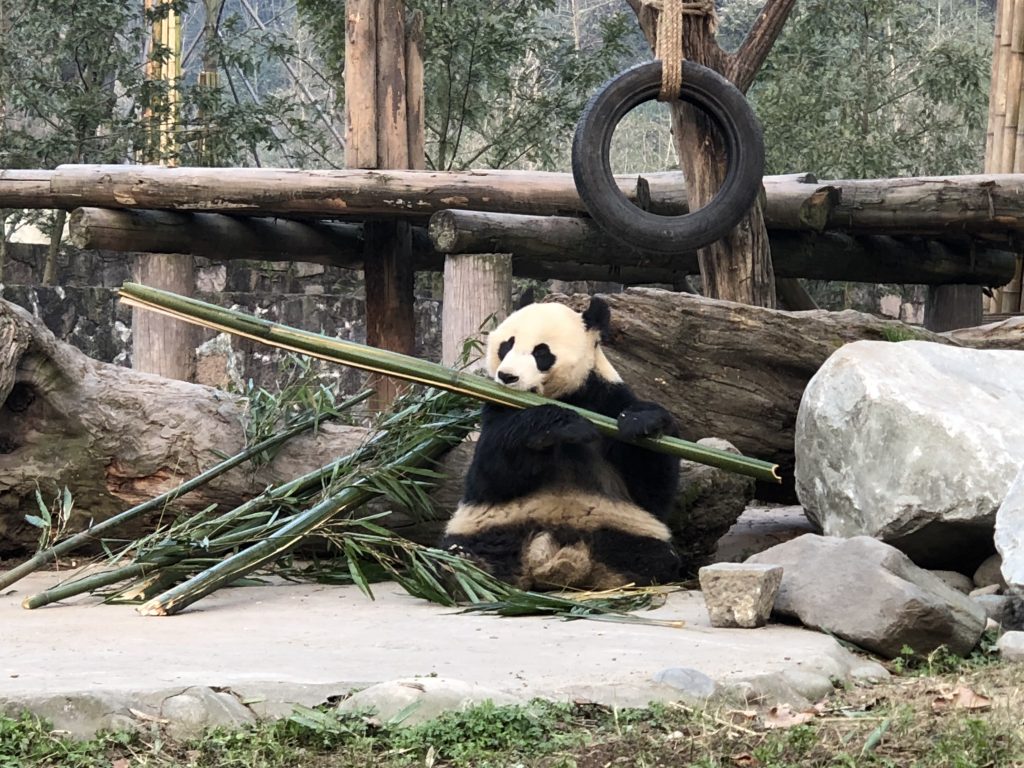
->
986;0;1024;314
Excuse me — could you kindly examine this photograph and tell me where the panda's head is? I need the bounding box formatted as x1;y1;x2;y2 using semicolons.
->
486;297;622;399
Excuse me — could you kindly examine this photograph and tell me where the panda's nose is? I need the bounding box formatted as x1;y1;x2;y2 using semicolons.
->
498;371;519;385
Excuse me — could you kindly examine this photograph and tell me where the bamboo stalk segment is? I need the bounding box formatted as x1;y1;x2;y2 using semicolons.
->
116;282;781;483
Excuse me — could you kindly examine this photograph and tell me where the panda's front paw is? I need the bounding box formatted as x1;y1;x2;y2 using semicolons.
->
617;403;676;441
524;405;599;450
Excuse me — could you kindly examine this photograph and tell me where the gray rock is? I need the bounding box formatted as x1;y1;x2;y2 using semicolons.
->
795;340;1024;568
698;563;783;628
973;554;1008;590
714;505;816;563
997;631;1024;662
970;584;1001;598
652;667;717;699
669;438;756;569
160;687;255;738
972;594;1024;630
336;678;524;727
747;534;986;658
995;467;1024;594
931;570;975;594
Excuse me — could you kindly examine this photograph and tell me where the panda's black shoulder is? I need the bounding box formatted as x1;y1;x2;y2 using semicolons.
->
561;372;638;418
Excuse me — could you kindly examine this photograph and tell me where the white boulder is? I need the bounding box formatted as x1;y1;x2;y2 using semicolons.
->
796;340;1024;567
995;467;1024;594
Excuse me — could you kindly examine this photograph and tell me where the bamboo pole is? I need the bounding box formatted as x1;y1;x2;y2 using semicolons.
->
117;283;781;483
136;433;464;616
0;397;369;591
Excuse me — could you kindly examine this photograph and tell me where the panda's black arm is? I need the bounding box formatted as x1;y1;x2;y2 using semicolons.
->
566;378;681;520
461;403;598;504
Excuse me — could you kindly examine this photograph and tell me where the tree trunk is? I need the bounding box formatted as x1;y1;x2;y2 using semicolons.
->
627;0;797;307
41;209;65;286
0;298;369;555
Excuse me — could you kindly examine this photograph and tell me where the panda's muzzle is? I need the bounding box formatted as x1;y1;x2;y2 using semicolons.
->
497;371;519;385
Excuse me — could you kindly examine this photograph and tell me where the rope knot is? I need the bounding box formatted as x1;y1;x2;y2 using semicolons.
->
644;0;716;101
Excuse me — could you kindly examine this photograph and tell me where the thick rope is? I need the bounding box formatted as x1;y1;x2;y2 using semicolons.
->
645;0;715;101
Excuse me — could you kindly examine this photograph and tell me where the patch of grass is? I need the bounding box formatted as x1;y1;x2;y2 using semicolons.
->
4;661;1024;768
879;325;924;343
889;632;1001;677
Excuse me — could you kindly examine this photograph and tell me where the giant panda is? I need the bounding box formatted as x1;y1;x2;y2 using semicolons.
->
440;296;681;590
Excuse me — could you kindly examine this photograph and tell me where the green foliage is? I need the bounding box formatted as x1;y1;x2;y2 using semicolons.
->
889;632;1001;676
729;0;993;177
298;0;632;171
412;0;631;170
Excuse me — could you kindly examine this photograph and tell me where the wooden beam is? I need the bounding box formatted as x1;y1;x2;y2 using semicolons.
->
429;211;1018;286
441;254;512;367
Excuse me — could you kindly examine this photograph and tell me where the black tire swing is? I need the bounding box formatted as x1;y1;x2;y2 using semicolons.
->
572;19;765;255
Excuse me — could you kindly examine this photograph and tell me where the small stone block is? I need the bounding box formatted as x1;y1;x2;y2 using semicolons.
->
997;631;1024;662
698;562;783;628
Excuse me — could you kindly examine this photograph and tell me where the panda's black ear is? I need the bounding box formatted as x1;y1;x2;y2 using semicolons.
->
582;297;611;340
515;288;535;310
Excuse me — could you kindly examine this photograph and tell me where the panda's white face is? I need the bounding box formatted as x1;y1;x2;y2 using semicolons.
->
486;302;620;399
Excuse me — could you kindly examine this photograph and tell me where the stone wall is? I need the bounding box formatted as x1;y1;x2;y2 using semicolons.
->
1;243;441;394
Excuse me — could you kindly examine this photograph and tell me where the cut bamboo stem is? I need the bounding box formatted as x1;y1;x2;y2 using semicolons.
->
138;431;465;616
117;283;781;483
0;399;368;592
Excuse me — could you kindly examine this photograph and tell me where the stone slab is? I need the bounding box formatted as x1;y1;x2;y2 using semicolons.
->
0;573;886;736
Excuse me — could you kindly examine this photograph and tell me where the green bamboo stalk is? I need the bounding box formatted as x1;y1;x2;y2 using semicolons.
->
0;395;369;592
118;282;780;483
22;558;174;609
137;425;471;616
26;394;458;608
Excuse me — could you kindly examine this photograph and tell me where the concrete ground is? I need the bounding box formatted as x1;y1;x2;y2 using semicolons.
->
0;569;887;737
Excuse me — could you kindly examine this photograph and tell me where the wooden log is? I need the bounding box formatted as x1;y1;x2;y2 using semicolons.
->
34;166;1024;243
429;210;1018;286
441;254;512;367
132;253;196;380
65;205;1020;287
344;0;377;168
405;10;426;171
31;165;795;218
376;0;408;170
68;207;368;264
0;297;370;554
558;289;957;501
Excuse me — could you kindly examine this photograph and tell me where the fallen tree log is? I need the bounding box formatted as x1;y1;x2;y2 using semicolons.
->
0;298;374;555
429;211;1018;286
559;289;964;500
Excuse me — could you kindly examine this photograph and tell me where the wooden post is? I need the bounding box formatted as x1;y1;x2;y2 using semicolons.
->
925;285;984;332
133;253;196;380
345;0;419;407
134;0;195;380
442;255;512;368
626;0;796;309
406;10;426;171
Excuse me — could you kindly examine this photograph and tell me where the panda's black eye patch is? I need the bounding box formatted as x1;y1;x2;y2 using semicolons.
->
532;343;555;372
497;337;514;360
